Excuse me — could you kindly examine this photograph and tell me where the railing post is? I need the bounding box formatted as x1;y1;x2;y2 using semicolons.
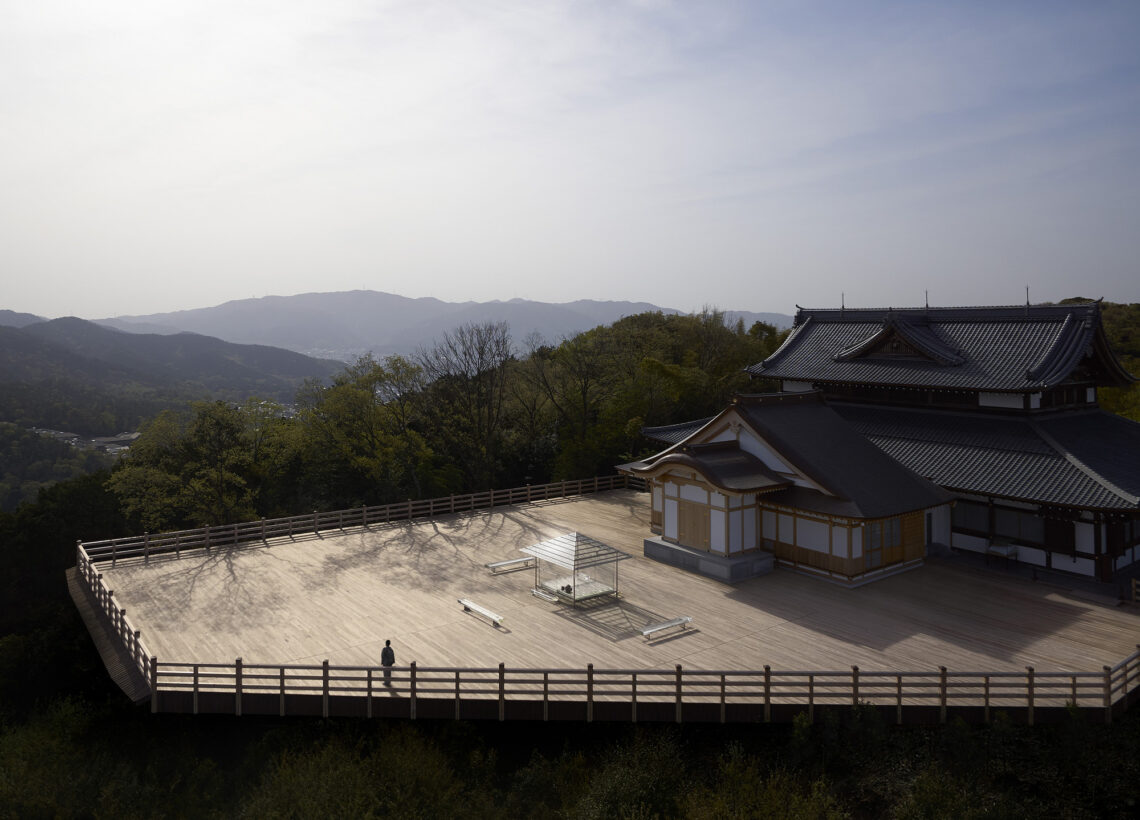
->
261;518;267;542
984;675;991;723
144;531;150;562
764;665;771;722
313;511;318;534
205;528;210;553
112;539;117;566
720;673;727;723
454;671;461;720
366;668;373;719
193;664;199;715
852;665;859;707
586;664;593;723
1026;666;1035;726
1104;665;1113;724
150;657;158;714
281;667;287;717
322;659;330;718
410;661;417;720
631;672;637;723
543;671;549;722
1070;675;1077;707
362;505;368;527
499;662;506;721
940;666;948;724
235;657;243;717
133;630;141;668
675;664;683;724
896;674;903;725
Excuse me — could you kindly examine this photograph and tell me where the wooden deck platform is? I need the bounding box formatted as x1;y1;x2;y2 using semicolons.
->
96;491;1140;679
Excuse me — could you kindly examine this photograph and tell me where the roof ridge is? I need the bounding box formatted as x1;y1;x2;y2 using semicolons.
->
1030;421;1139;506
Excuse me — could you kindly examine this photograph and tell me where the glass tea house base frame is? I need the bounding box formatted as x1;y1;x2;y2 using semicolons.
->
521;532;631;605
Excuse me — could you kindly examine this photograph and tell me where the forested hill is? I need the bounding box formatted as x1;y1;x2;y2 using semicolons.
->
0;318;342;434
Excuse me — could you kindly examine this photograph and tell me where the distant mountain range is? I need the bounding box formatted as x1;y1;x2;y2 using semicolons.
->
93;291;793;361
0;317;343;434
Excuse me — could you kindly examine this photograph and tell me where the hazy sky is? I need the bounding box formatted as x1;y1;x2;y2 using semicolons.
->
3;0;1139;319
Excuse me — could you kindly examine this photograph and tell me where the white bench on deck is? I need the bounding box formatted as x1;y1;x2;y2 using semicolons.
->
458;598;503;627
484;556;534;574
531;587;558;602
641;616;693;640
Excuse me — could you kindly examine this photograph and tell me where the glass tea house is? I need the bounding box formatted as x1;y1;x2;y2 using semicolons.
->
521;532;631;605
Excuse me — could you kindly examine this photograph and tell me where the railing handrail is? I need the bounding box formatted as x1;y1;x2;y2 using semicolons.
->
79;474;642;565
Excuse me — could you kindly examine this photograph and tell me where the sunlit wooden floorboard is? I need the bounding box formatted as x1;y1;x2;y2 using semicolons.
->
99;490;1140;676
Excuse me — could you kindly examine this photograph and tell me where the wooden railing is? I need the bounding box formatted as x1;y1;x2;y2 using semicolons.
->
77;555;157;692
79;474;642;568
146;650;1140;724
73;473;1140;724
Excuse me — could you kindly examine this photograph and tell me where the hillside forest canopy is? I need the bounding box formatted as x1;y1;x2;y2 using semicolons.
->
103;309;786;531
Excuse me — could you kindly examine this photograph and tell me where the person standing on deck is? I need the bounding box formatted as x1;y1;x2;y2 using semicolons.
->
381;639;395;686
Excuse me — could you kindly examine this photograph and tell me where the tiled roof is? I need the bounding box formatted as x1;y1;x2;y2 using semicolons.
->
623;441;792;494
641;417;714;445
747;303;1133;391
632;392;951;519
837;405;1140;510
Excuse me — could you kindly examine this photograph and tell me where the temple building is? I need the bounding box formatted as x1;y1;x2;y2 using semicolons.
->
628;302;1139;585
741;301;1140;582
620;391;952;586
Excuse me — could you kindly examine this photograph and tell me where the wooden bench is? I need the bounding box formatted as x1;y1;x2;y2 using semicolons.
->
484;556;534;574
458;598;503;627
641;616;693;640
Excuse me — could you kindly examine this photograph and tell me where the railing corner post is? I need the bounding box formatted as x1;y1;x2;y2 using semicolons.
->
852;665;859;707
410;661;417;720
1104;664;1113;725
235;657;243;717
150;656;158;714
675;664;683;724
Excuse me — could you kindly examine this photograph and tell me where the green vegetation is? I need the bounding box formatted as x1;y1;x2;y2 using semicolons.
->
0;423;113;511
104;311;786;531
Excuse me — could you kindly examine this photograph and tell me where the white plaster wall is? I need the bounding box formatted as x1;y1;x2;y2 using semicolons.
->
664;499;678;539
1017;546;1047;567
711;428;734;443
796;518;830;552
831;525;848;557
1087;387;1096;403
728;510;742;553
728;495;741;509
737;430;794;474
930;504;952;544
652;486;662;512
778;513;795;544
851;526;862;559
762;510;777;541
743;508;756;551
664;482;678;497
710;491;726;508
1055;554;1096;576
979;392;1023;409
680;484;708;504
711;509;726;553
952;532;988;553
1075;522;1095;551
1030;393;1042;409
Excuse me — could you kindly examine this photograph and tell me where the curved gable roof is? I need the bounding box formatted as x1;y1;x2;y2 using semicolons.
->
748;303;1134;391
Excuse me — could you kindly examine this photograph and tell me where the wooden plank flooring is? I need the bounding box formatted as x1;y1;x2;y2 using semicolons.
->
98;491;1140;676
